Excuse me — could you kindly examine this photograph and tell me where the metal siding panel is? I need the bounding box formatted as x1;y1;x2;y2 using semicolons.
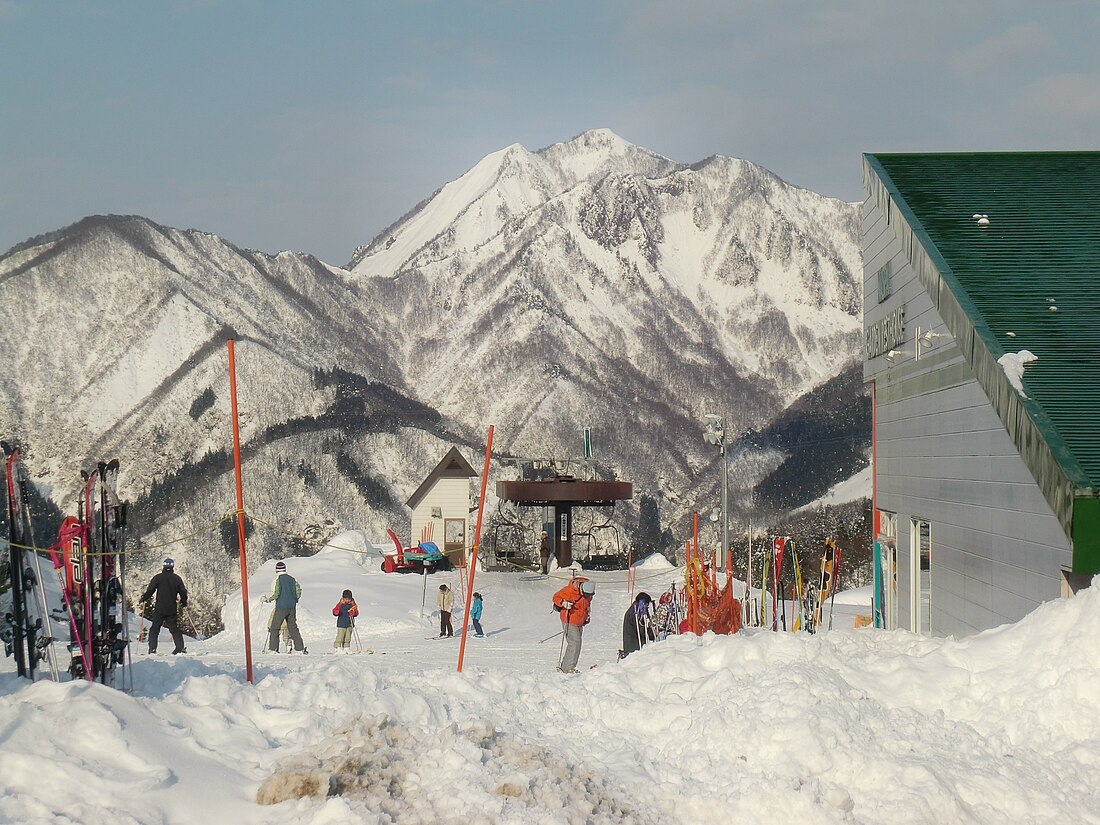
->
963;596;994;631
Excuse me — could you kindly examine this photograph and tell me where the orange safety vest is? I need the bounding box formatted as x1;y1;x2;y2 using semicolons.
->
553;580;591;626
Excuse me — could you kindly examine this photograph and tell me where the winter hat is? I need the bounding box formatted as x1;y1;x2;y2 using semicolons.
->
579;580;596;595
439;584;448;591
636;591;652;604
163;558;174;569
275;561;287;572
342;589;353;599
473;592;481;599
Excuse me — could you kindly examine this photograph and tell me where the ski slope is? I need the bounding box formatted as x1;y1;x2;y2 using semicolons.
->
1;534;1098;824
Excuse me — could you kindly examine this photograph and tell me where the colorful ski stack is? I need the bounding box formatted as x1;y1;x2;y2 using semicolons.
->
66;460;131;688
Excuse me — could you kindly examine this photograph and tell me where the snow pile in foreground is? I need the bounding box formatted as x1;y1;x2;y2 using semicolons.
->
2;545;1099;825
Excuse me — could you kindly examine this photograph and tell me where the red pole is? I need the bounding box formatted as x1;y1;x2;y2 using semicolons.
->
457;425;494;673
692;513;701;634
684;539;693;633
227;339;254;684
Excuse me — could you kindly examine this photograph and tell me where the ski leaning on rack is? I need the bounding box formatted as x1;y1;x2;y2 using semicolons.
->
2;443;60;681
73;461;131;687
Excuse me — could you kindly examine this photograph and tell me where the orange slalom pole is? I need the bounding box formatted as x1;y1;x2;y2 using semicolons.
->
457;425;494;673
227;339;254;684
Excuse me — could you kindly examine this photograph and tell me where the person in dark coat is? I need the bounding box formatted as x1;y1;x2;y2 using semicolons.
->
140;557;189;655
539;531;551;574
621;592;655;657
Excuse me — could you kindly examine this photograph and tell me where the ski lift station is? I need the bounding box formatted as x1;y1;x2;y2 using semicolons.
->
496;475;633;570
862;151;1100;637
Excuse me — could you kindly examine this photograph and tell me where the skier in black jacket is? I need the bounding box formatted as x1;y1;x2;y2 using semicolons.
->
140;558;189;655
621;592;655;657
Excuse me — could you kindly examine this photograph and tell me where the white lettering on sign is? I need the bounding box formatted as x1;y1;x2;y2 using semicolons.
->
865;305;906;359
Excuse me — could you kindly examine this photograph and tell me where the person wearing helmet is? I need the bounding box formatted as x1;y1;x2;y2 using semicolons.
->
552;576;596;673
139;558;189;655
437;584;455;637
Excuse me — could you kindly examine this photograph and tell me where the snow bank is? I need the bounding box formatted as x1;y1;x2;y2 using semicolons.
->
631;552;674;571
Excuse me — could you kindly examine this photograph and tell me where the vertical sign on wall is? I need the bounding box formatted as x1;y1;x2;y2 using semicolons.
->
877;262;892;303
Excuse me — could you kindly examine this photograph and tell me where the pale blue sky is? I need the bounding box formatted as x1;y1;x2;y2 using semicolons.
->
3;1;1098;265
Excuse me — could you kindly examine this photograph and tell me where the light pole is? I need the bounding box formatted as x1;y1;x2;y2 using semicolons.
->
703;414;728;575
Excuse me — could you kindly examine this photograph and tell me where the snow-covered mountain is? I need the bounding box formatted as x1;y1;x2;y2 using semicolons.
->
352;129;860;420
0;129;864;624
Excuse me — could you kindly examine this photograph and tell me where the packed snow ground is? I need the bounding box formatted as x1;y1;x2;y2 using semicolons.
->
2;533;1099;824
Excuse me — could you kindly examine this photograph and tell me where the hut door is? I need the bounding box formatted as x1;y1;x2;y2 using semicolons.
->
445;518;466;568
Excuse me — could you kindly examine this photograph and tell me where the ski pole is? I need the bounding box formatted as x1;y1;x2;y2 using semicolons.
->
352;625;363;653
181;607;201;639
538;629;564;644
829;548;842;631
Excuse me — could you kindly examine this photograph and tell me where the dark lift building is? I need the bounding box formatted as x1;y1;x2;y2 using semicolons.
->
496;477;633;569
863;152;1100;636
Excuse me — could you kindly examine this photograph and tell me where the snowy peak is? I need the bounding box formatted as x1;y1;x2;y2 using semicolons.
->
346;131;861;415
348;130;682;276
534;127;680;184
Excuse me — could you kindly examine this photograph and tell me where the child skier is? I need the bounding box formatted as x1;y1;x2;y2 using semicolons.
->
332;589;359;652
471;592;485;637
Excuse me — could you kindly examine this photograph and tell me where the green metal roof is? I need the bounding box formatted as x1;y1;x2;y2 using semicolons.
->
865;152;1100;571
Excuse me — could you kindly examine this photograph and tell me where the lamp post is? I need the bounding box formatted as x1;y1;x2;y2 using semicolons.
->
703;414;728;578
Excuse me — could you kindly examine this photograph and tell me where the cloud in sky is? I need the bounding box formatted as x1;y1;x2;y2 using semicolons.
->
2;1;1098;265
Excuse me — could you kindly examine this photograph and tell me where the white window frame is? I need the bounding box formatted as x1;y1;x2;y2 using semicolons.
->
910;518;931;635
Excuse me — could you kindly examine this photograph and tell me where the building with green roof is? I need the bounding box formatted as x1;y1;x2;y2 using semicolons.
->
862;151;1099;636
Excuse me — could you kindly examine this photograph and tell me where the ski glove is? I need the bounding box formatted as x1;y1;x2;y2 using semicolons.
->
562;601;574;610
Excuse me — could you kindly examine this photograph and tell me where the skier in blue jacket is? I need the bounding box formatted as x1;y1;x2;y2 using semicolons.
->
470;592;485;638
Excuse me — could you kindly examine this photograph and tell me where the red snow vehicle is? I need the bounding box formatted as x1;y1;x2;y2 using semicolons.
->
382;529;445;573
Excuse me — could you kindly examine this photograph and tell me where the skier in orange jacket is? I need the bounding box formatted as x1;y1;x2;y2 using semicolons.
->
552;577;595;672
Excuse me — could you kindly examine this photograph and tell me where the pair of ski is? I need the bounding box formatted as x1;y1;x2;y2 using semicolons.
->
2;443;59;681
60;459;130;687
759;537;800;631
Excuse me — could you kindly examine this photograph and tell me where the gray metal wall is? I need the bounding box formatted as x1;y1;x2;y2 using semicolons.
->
862;191;1071;636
